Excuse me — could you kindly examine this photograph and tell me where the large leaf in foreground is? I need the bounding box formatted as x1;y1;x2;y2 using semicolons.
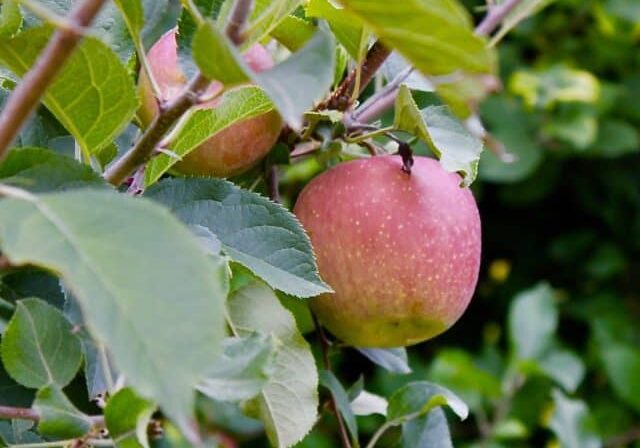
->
146;178;330;298
0;188;227;436
227;282;319;448
0;27;138;154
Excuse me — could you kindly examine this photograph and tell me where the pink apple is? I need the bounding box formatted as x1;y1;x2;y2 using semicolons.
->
138;29;282;177
294;155;481;347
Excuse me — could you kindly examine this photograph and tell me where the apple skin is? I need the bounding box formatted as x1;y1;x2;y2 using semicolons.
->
138;29;282;177
294;156;481;347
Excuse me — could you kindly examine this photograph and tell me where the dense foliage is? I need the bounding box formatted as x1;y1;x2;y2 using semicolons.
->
0;0;637;447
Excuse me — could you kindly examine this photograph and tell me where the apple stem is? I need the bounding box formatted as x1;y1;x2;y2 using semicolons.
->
397;141;414;174
266;165;280;202
0;0;109;162
317;40;391;112
227;0;255;45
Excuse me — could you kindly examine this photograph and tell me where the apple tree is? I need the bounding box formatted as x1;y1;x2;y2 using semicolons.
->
0;0;571;447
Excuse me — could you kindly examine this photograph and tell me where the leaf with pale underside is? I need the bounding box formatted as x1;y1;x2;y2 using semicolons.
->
0;188;228;438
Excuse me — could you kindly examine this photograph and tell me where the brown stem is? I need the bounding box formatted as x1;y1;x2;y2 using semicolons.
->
0;254;12;270
318;41;391;112
266;165;280;203
104;73;211;186
0;405;105;427
312;314;352;448
226;0;254;45
476;0;524;36
0;0;108;161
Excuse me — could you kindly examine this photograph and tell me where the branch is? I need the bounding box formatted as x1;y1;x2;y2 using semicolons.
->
349;67;412;125
0;0;108;161
476;0;523;37
0;405;104;427
318;40;391;112
226;0;254;46
104;0;255;186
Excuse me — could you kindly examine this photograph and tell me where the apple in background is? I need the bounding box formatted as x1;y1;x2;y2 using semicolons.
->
294;156;481;348
138;29;282;178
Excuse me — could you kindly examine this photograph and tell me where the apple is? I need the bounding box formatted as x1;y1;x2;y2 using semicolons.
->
138;29;282;177
294;155;481;347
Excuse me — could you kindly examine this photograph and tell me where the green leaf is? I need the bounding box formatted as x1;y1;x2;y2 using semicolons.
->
319;370;359;447
270;15;316;51
402;407;453;448
420;105;484;187
306;0;369;61
0;189;228;436
105;388;155;448
599;342;640;412
0;147;106;192
548;389;601;448
387;381;468;424
145;178;330;298
0;298;82;389
34;386;92;439
113;0;145;37
227;282;319;448
337;0;495;76
0;27;138;154
394;85;431;142
144;86;275;186
350;390;388;416
356;347;411;374
192;21;335;130
538;349;585;394
198;333;277;402
394;87;483;186
508;282;558;360
0;0;21;38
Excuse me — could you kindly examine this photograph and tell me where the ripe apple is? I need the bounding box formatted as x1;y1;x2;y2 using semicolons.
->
138;29;282;177
294;155;481;347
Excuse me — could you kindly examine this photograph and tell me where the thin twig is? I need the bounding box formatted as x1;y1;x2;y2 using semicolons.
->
349;67;413;126
0;0;108;161
266;165;280;203
226;0;254;45
476;0;523;36
312;314;352;448
103;73;211;186
0;405;104;427
317;41;391;112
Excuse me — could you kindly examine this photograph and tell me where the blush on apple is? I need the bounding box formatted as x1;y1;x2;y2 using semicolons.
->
138;29;282;178
294;155;481;348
